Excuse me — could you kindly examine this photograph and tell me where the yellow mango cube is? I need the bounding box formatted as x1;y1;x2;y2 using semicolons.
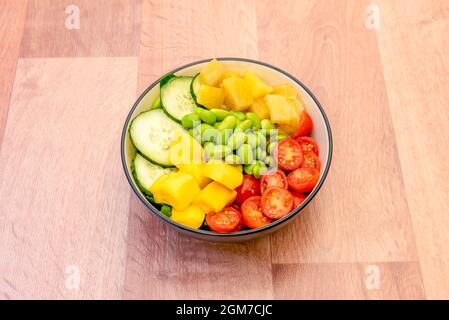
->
277;97;304;135
249;97;270;120
193;181;237;213
203;160;243;190
244;71;273;99
222;77;253;111
177;163;211;188
171;205;206;229
150;172;201;210
197;85;225;109
169;130;204;165
199;59;225;86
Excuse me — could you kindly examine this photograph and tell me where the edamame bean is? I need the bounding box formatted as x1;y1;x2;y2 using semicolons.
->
227;131;246;150
151;95;161;109
256;131;267;149
261;119;275;130
252;162;268;179
217;115;237;130
181;113;201;128
202;128;219;143
275;134;288;141
255;147;267;160
245;112;261;130
215;129;232;145
236;119;253;132
188;128;194;137
244;163;256;175
225;154;242;165
264;156;275;168
230;111;246;121
237;144;254;165
199;109;217;125
160;204;172;217
246;132;258;149
195;106;205;114
267;142;277;155
206;145;232;159
210;109;230;121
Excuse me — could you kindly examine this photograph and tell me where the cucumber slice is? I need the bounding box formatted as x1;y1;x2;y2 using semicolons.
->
132;153;175;195
129;109;183;167
161;76;197;121
190;73;201;102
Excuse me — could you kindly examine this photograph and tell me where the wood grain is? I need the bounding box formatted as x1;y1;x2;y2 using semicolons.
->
1;0;449;300
123;0;273;300
375;0;449;299
0;57;138;299
257;0;418;264
20;0;141;58
0;0;27;146
273;262;425;299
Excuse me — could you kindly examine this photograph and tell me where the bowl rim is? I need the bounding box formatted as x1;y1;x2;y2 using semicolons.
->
121;57;333;238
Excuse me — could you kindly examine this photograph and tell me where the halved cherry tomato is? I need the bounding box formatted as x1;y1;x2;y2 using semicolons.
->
206;207;242;233
302;151;321;171
296;136;319;156
275;138;303;171
291;192;307;207
261;187;293;219
241;196;273;229
235;175;261;205
292;111;313;138
260;169;288;194
287;167;319;193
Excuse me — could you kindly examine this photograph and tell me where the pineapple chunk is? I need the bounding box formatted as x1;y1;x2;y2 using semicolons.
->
249;97;270;120
278;97;304;135
272;83;299;98
265;94;296;124
169;130;204;165
244;71;273;99
222;69;241;79
197;85;225;109
199;59;225;86
222;77;253;111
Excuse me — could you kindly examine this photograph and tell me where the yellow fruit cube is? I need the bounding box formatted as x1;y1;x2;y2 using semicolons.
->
277;97;304;135
203;160;243;190
222;69;241;79
244;71;273;99
177;163;211;188
171;205;206;229
150;172;201;210
169;130;204;165
249;97;270;120
199;59;225;86
222;77;253;111
197;85;225;109
272;83;299;98
193;181;237;213
265;94;297;124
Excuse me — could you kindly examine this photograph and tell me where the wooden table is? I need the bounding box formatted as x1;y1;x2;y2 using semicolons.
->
1;0;448;300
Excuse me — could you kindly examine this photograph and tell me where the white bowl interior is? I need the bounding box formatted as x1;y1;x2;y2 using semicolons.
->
124;60;331;210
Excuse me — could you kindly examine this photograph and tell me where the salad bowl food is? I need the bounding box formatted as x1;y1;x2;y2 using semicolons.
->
121;58;332;242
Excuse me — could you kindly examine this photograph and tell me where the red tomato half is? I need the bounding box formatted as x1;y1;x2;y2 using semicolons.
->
260;169;288;194
296;136;319;156
241;196;273;229
302;151;321;171
275;138;303;171
291;192;307;208
261;187;293;219
292;111;314;138
287;167;319;193
206;207;242;233
235;175;261;205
